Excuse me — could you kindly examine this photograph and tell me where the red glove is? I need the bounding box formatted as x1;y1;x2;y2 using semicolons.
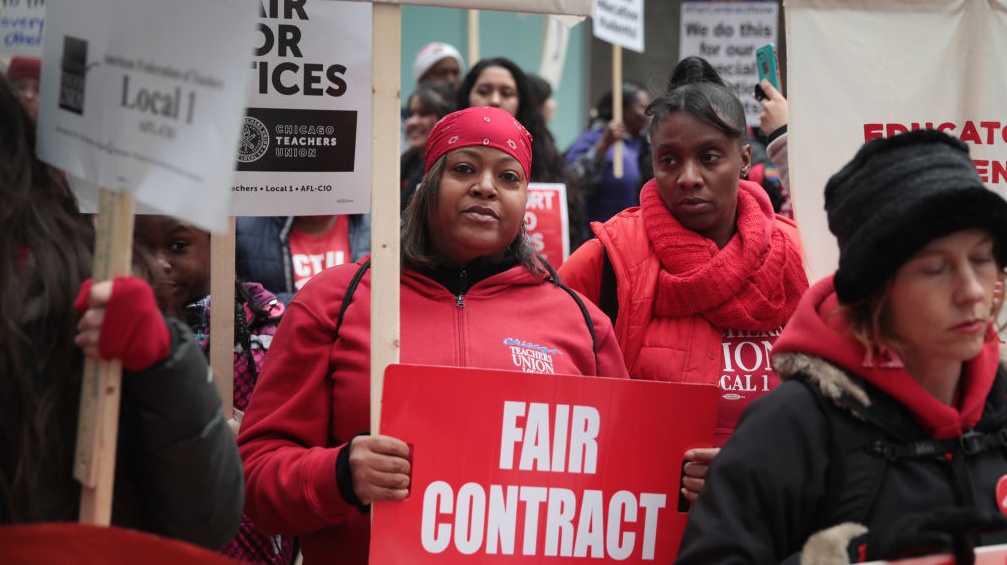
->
74;276;170;372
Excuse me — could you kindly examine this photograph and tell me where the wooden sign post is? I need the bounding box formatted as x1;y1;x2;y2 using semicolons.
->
468;9;479;64
370;2;403;433
612;44;624;178
209;218;237;420
75;189;135;525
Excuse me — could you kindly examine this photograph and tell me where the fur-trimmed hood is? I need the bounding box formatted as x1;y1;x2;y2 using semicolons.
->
774;351;871;411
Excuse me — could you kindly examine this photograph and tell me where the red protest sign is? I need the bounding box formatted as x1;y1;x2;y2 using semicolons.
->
371;364;718;564
525;183;569;268
862;543;1007;564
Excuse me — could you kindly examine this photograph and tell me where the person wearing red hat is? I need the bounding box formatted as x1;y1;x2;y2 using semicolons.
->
237;106;629;564
7;56;41;122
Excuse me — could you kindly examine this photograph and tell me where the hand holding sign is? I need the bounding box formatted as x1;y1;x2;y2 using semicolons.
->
680;447;720;503
349;434;412;506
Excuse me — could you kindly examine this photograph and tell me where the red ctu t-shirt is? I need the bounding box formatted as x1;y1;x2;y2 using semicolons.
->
288;216;352;290
715;325;784;447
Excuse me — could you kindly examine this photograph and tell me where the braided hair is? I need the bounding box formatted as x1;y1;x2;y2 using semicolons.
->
233;280;272;384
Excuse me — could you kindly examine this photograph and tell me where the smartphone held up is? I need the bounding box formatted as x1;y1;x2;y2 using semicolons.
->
754;43;782;101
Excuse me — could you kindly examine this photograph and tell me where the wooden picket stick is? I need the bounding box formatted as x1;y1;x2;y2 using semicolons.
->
370;2;402;434
209;217;236;419
612;44;624;179
468;10;479;64
75;188;135;525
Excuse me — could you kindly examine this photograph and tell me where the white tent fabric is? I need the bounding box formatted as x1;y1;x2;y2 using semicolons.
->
786;0;1007;282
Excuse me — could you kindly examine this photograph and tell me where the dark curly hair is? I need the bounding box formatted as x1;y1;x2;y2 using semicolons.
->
0;73;95;523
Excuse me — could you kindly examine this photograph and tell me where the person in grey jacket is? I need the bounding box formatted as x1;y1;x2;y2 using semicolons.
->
0;72;242;550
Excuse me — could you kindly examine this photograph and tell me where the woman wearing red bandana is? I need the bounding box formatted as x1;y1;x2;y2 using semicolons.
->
676;130;1007;564
559;56;809;503
237;106;629;565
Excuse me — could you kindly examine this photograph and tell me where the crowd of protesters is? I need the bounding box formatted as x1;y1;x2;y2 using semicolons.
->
4;26;1007;565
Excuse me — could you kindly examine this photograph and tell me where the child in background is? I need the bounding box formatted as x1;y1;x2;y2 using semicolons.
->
134;215;295;565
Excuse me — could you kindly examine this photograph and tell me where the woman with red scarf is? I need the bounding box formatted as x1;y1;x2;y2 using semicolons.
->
558;56;809;502
237;106;629;565
675;129;1007;564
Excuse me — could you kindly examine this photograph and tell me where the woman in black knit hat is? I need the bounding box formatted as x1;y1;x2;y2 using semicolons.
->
675;129;1007;565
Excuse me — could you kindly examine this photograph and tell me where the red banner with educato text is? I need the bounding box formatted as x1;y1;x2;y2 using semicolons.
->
370;364;718;564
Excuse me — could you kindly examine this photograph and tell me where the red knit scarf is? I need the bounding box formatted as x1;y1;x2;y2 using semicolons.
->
640;179;808;330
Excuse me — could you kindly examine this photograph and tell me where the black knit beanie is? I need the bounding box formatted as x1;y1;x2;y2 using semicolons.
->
825;129;1007;304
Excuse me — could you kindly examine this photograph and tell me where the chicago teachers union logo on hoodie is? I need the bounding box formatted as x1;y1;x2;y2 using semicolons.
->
503;338;562;374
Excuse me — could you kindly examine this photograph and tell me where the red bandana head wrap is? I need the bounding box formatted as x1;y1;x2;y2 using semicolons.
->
424;106;533;178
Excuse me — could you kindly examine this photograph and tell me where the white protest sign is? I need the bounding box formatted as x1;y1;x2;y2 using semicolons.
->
679;1;778;126
231;0;372;217
1;0;45;57
787;0;1007;282
539;16;571;91
592;0;644;53
34;0;257;233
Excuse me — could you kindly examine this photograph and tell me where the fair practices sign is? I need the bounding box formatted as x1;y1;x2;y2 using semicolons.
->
526;183;570;268
371;364;719;564
34;0;258;233
231;0;372;217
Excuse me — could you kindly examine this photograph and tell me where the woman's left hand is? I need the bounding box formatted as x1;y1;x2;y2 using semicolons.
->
681;447;720;502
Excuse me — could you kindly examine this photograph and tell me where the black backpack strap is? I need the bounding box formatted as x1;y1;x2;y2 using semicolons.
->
865;429;1007;462
861;424;1007;510
542;256;599;374
335;258;371;338
328;258;370;448
555;281;599;372
598;245;619;326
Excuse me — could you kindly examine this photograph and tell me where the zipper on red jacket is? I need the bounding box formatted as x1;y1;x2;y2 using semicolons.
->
455;269;469;365
455;269;468;308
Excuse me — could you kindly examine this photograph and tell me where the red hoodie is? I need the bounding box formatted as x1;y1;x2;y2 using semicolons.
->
772;275;1000;439
237;259;628;564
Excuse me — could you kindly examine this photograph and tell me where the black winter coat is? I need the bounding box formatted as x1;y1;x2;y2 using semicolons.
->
110;317;245;549
674;352;1007;565
0;319;244;550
